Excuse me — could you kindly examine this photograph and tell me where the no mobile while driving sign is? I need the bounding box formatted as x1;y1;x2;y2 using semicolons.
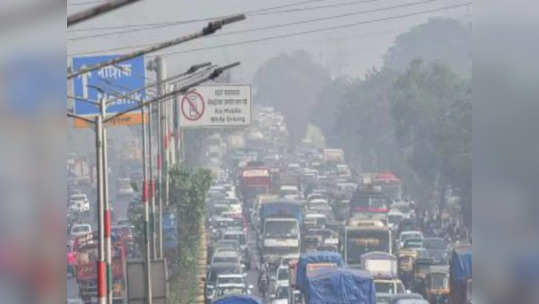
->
179;85;252;128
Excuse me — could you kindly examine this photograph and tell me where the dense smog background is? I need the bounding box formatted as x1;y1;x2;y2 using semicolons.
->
0;1;536;304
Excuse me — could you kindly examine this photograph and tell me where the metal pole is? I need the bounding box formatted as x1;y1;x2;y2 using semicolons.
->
141;105;153;304
148;101;157;259
67;0;142;27
95;115;106;304
100;96;113;304
157;56;166;259
102;128;113;304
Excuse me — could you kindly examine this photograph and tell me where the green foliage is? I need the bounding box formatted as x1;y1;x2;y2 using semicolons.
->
390;60;471;213
168;164;212;266
384;18;471;77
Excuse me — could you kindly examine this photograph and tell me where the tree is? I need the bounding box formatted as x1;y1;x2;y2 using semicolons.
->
253;50;331;141
168;164;212;267
390;60;471;217
384;18;471;77
331;67;401;172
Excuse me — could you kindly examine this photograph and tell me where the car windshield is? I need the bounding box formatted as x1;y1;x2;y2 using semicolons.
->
217;287;245;296
213;256;238;264
423;239;447;250
276;287;289;299
208;266;240;282
224;234;246;245
72;226;89;233
277;268;289;280
374;282;394;294
218;276;243;285
404;240;423;248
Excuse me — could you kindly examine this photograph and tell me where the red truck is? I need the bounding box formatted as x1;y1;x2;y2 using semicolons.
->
73;233;127;304
239;167;271;203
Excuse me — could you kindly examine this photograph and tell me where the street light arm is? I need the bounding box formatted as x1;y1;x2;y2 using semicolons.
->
103;62;240;123
104;65;216;106
67;0;142;27
67;112;96;124
67;14;245;79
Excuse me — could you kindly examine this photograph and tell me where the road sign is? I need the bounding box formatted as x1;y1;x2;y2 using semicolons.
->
72;55;145;126
179;85;252;128
180;91;205;121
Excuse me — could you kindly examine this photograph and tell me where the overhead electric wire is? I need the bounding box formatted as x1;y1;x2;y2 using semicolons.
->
68;0;387;40
68;0;341;32
68;1;466;57
152;2;471;58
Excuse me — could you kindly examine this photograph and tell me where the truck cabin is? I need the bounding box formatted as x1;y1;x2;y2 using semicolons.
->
425;266;450;293
361;251;398;279
413;258;435;282
303;213;327;230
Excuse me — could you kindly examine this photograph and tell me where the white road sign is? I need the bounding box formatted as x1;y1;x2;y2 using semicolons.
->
179;85;252;127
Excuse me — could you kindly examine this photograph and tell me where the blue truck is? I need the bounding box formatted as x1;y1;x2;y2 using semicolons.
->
449;245;472;304
303;268;376;304
212;294;263;304
290;251;375;304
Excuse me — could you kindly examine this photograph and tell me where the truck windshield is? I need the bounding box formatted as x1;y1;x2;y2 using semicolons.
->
265;221;298;237
430;273;449;289
346;229;390;264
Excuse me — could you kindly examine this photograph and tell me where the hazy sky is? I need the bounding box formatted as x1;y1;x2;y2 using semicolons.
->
67;0;471;82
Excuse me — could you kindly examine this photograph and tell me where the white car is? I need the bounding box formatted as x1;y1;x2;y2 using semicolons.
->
280;185;301;200
117;178;134;197
70;224;92;239
69;193;90;213
374;278;406;296
271;281;290;304
271;266;290;294
398;231;424;248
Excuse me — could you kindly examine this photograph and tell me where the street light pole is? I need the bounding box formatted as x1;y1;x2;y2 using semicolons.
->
141;104;153;304
95;115;106;304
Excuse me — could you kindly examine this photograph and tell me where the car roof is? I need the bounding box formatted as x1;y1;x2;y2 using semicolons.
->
390;293;426;304
217;273;244;278
208;262;242;270
214;251;240;257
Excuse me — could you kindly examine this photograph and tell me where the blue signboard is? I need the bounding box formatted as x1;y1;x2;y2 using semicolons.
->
72;55;145;115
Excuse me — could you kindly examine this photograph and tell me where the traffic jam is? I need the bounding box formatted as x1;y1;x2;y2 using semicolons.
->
203;107;472;304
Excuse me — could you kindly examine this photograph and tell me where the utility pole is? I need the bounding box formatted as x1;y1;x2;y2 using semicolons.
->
148;99;157;259
141;104;153;304
148;56;167;258
95;115;106;304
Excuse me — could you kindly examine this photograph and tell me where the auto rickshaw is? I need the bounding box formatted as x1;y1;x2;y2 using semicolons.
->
412;257;435;295
398;249;417;287
424;265;449;304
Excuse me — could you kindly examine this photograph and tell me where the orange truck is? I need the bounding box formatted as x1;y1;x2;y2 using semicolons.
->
73;234;127;304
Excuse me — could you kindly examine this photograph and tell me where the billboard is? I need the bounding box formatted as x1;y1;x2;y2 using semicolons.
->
179;85;252;128
71;55;145;127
